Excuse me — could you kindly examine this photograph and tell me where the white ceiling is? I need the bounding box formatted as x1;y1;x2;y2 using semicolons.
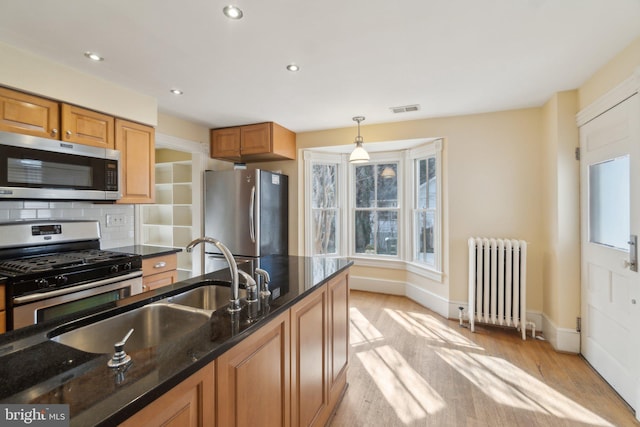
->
1;0;639;133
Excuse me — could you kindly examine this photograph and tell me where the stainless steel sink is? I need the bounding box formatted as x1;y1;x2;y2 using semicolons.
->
51;303;210;354
165;285;247;311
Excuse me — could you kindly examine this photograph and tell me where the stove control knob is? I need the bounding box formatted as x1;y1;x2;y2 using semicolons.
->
123;262;132;271
54;275;68;286
36;278;49;289
110;265;119;273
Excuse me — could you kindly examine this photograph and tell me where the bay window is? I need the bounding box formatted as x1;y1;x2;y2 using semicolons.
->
304;139;442;277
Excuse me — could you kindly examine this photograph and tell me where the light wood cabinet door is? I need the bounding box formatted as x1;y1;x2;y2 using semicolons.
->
115;119;155;204
291;286;329;427
143;270;178;292
210;127;241;159
0;87;60;139
119;363;215;427
240;122;271;155
61;104;114;148
210;122;296;162
328;271;349;408
217;310;290;427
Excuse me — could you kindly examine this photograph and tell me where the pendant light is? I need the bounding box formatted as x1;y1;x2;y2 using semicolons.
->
349;116;370;163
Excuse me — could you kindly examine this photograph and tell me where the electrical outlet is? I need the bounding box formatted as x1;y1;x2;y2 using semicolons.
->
106;214;125;227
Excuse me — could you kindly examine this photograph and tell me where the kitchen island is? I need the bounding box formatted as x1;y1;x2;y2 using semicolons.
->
0;255;352;426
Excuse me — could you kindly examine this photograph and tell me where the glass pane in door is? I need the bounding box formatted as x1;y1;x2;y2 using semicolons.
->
589;155;630;250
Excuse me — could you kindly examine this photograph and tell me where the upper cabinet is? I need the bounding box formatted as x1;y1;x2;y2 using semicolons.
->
0;86;156;205
61;104;115;149
115;119;155;204
0;87;60;139
0;87;116;148
210;122;296;162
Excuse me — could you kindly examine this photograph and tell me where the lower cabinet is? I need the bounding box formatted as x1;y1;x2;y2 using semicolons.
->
217;310;291;427
291;286;328;427
121;269;350;427
119;363;215;427
327;272;349;410
142;253;178;292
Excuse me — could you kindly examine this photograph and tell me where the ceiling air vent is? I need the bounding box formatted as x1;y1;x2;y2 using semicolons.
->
390;104;420;114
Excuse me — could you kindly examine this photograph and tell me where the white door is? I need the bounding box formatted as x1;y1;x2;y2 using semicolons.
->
580;92;640;415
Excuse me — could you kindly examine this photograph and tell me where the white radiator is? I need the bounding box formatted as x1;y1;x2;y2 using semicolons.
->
468;237;528;340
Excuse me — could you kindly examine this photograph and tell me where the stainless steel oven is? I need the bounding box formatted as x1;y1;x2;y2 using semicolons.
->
0;220;143;331
12;271;142;329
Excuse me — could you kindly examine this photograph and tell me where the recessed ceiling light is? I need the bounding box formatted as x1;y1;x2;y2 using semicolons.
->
223;5;243;19
84;51;104;61
286;64;300;72
170;89;183;95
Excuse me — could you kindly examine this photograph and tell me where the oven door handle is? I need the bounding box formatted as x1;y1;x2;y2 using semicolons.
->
13;271;143;305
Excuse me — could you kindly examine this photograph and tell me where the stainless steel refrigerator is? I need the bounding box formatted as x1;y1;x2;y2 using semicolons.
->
204;169;288;273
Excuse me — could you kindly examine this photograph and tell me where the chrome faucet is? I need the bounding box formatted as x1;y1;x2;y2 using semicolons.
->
255;268;271;298
238;270;258;303
186;237;241;312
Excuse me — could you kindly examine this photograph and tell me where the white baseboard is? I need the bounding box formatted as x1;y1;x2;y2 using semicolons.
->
542;313;580;353
405;282;449;318
350;275;579;352
349;275;405;295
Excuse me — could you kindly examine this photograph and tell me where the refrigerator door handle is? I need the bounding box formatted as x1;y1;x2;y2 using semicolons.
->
249;185;256;243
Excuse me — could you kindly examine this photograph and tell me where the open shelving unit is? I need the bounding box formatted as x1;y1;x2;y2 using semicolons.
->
141;160;194;279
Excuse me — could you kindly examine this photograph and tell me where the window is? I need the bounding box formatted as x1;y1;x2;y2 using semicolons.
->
304;152;344;257
304;139;442;277
311;163;339;255
414;157;437;266
354;163;399;256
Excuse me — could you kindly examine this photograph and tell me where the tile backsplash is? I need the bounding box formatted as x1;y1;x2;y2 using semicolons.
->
0;201;135;249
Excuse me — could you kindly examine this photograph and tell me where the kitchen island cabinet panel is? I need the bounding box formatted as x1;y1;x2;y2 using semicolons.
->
115;118;155;204
61;103;114;149
328;271;349;411
216;310;290;427
0;87;59;139
291;286;328;427
119;363;215;427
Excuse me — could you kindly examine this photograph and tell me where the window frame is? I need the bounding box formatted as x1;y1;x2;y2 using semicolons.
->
348;152;403;260
408;140;443;273
303;151;347;257
303;138;443;282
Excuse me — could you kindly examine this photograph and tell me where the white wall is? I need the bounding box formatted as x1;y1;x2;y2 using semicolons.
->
0;201;134;249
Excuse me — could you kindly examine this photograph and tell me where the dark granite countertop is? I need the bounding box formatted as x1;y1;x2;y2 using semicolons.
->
108;245;182;259
0;255;352;426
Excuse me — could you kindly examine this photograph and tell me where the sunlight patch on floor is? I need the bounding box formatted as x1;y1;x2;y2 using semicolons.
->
384;308;483;350
357;345;446;424
350;307;384;347
435;348;614;426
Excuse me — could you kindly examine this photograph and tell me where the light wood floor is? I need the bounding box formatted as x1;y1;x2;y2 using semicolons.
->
330;290;640;427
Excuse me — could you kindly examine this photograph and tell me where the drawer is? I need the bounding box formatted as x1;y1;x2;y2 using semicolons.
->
0;285;4;311
143;270;178;292
142;253;177;277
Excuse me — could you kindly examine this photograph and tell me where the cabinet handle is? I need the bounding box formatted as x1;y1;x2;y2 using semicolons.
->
65;130;72;137
51;128;58;137
142;285;148;291
154;262;167;269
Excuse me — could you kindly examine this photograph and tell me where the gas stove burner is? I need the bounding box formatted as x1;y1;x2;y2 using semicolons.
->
0;250;132;274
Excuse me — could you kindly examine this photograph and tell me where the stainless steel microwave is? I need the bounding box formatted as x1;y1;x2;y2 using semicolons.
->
0;131;121;201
